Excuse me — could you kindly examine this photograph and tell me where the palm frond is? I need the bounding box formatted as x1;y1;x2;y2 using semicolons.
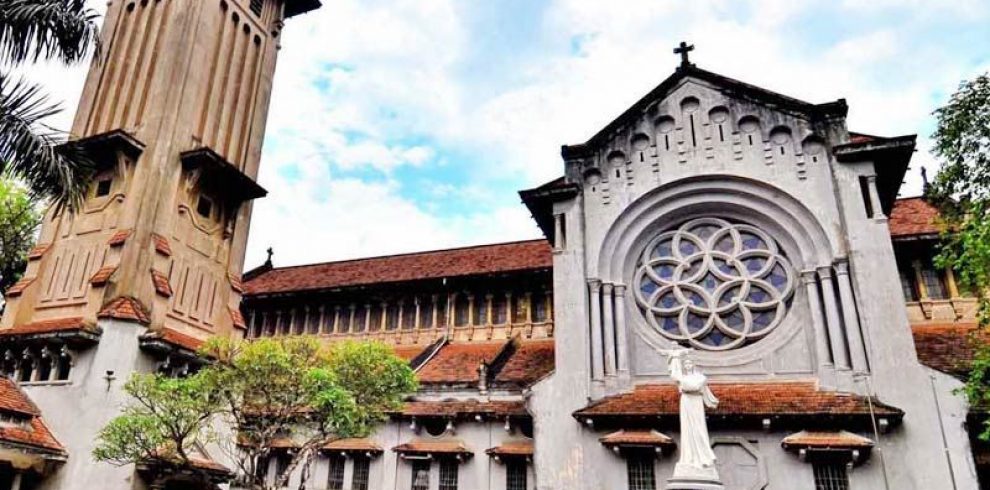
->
0;0;100;65
0;73;93;210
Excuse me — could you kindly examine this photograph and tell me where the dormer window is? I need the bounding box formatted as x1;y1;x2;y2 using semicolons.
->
196;195;214;219
0;411;30;430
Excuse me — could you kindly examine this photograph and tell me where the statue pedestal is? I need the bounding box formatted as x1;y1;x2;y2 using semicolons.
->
665;478;725;490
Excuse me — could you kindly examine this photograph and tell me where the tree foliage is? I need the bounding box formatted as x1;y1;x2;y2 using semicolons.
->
0;0;100;209
0;177;41;293
94;337;417;490
927;72;990;439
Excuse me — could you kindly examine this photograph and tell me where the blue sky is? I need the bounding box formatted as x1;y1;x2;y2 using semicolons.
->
37;0;990;267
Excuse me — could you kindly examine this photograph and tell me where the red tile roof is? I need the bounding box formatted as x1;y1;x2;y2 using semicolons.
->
98;296;151;324
141;328;206;353
324;438;383;454
416;341;506;385
244;240;552;295
889;197;944;238
912;323;980;377
5;276;34;297
574;382;902;428
0;317;98;338
393;439;473;457
151;269;173;297
151;233;172;256
599;430;675;449
229;274;245;294
107;229;132;246
27;244;51;260
0;378;65;454
229;307;246;330
398;399;528;419
495;339;555;386
486;440;534;457
90;265;118;286
781;431;874;450
394;345;429;362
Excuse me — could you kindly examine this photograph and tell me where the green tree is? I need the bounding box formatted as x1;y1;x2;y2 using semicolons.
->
94;337;417;490
0;177;42;293
927;72;990;438
0;0;101;208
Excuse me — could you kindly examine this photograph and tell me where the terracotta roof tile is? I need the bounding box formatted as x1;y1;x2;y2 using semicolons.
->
574;382;903;428
324;438;383;453
486;440;534;457
229;274;245;293
151;269;173;297
27;244;51;260
141;328;205;353
912;323;980;377
0;317;98;338
495;339;555;387
244;240;552;295
108;229;132;246
781;431;874;450
417;341;506;385
151;233;172;256
393;345;429;362
98;296;150;324
599;430;675;449
90;265;118;286
889;197;944;238
398;399;528;419
393;439;473;456
0;378;65;454
5;277;34;297
229;307;246;330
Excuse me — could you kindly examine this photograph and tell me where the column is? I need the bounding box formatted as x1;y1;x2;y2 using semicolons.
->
835;261;869;372
818;266;850;370
317;306;326;334
588;279;605;381
912;260;929;300
11;471;22;490
414;297;422;330
945;267;961;298
485;294;494;325
468;294;476;325
866;175;886;220
348;304;356;333
524;292;533;324
613;284;629;374
601;283;616;376
801;270;833;370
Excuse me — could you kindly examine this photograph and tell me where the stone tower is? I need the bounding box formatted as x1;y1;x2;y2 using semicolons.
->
1;0;320;342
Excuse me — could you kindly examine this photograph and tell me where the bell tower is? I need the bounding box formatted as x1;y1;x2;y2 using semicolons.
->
1;0;321;341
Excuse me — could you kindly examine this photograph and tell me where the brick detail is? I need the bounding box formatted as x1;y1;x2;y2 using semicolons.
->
27;243;51;260
98;296;150;324
151;269;173;297
5;277;35;297
107;229;132;246
151;233;172;256
89;265;118;286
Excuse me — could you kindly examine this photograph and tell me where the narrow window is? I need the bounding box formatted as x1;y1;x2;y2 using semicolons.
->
18;357;33;383
411;460;430;490
899;269;918;301
95;178;113;197
748;134;754;145
439;459;459;490
492;295;508;325
326;455;345;490
664;134;670;151
352;456;371;490
813;462;850;490
718;124;725;142
506;460;527;490
55;352;71;381
689;114;697;147
627;453;656;490
920;262;949;300
250;0;263;16
532;291;548;323
858;176;874;218
196;195;214;219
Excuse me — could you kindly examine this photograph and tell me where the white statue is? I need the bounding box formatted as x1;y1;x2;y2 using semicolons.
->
663;348;722;486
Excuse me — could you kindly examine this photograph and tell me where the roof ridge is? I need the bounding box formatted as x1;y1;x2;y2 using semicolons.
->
255;238;549;274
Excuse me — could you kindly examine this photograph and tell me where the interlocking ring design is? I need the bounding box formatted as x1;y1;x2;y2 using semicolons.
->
633;218;795;351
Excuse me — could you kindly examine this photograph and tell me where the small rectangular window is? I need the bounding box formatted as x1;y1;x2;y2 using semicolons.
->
411;460;430;490
352;456;370;490
813;463;850;490
439;459;459;490
899;270;918;301
197;195;214;219
858;176;874;218
627;453;656;490
326;455;345;490
506;460;527;490
921;264;949;300
95;178;112;197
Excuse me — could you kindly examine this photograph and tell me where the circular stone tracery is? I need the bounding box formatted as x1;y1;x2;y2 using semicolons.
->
633;218;795;351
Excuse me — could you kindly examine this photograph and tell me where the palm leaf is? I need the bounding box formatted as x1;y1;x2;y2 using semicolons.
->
0;73;92;209
0;0;100;65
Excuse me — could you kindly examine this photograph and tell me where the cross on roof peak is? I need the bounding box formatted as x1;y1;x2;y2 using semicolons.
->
674;41;695;67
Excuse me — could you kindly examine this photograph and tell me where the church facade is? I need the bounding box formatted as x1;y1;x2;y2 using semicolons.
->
0;1;983;490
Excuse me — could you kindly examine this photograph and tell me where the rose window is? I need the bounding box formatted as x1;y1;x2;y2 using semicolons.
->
633;218;795;350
